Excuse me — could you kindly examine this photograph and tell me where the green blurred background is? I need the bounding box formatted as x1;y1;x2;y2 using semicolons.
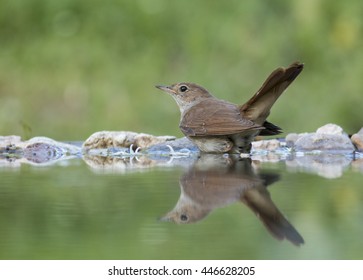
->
1;0;362;140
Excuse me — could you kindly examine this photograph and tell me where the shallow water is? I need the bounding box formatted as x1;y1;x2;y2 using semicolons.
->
1;152;363;260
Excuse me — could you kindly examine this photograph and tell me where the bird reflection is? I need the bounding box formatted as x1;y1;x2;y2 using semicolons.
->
161;154;304;246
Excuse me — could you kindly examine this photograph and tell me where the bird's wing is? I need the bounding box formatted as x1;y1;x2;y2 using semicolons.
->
180;99;263;136
239;62;304;125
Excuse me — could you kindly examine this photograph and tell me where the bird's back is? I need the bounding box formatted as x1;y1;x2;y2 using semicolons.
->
180;98;263;137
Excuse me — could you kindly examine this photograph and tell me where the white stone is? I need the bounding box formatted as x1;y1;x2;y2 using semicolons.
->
316;123;344;135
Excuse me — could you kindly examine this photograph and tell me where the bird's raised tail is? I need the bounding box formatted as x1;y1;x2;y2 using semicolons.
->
239;62;304;126
241;186;305;246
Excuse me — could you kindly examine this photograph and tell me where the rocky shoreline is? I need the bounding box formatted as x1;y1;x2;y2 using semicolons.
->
1;123;363;177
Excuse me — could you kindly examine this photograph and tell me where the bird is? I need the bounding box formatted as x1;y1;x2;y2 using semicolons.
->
160;154;304;246
156;62;304;153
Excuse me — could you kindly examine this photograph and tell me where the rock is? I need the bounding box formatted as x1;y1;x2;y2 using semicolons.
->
23;136;80;152
146;137;199;155
285;133;299;147
82;131;176;151
22;137;81;163
251;139;281;151
285;133;308;147
294;133;355;152
0;136;81;165
351;127;363;152
316;123;344;135
288;124;355;153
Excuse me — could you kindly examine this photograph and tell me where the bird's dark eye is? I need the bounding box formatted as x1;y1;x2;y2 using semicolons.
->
179;85;188;92
180;214;188;222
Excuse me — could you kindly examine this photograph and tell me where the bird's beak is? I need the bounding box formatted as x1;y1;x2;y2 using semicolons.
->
155;85;174;94
158;214;172;222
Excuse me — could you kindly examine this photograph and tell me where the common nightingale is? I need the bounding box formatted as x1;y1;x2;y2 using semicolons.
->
156;62;303;153
160;155;304;246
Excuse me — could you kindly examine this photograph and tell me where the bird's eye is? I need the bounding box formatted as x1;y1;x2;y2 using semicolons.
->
180;214;188;222
179;85;188;92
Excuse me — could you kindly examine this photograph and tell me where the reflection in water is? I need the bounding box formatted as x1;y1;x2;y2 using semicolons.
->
161;154;304;246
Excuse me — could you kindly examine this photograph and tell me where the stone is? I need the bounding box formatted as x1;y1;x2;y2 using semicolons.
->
135;133;175;150
0;136;81;166
285;133;308;147
23;136;80;151
146;137;199;155
251;139;281;151
285;133;299;147
294;133;355;152
351;127;363;152
82;131;176;151
289;124;355;153
316;123;344;135
22;137;81;163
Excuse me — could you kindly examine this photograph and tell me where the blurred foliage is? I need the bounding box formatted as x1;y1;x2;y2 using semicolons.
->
0;0;362;140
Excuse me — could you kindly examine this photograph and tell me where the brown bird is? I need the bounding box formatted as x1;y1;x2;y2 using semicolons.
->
156;62;304;153
160;155;304;246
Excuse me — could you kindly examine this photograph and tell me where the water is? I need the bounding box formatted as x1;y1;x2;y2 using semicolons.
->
0;152;363;260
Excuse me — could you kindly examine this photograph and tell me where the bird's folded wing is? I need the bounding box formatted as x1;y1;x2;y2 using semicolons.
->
180;99;263;136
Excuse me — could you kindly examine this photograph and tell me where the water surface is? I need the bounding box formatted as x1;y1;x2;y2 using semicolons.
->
1;153;362;259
